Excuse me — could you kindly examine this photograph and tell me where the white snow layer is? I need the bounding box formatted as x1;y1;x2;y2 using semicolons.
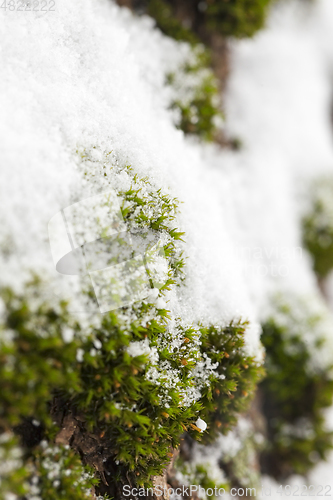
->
0;0;260;352
2;0;333;487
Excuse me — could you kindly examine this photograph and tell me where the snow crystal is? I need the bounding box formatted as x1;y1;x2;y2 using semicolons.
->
195;418;207;432
127;338;159;365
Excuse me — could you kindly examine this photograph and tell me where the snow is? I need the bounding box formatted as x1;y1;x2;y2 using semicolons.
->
127;337;159;364
195;417;207;432
2;0;333;490
223;0;333;493
0;0;257;336
182;417;259;496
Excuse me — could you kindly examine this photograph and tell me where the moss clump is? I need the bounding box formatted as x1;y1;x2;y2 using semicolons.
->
141;0;272;42
303;176;333;279
167;46;223;142
218;420;264;491
260;293;333;479
0;151;263;498
146;0;199;45
0;433;99;500
29;444;99;500
130;0;273;144
0;284;81;427
0;433;31;500
0;285;262;496
198;322;264;441
134;0;270;143
175;417;264;498
174;457;228;500
205;0;271;38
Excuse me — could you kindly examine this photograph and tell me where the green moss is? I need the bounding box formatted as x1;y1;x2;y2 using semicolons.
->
0;439;101;500
303;176;333;279
198;322;264;441
0;433;31;500
0;153;263;497
260;294;333;478
175;417;264;498
135;0;273;143
30;444;99;500
0;287;263;496
175;457;228;500
168;47;223;142
146;0;199;45
219;425;264;491
137;0;270;142
0;283;81;428
142;0;272;42
206;0;272;38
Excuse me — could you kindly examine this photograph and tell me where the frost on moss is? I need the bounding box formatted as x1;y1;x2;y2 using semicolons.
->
0;433;30;500
0;437;99;500
260;293;333;478
0;284;81;427
216;418;264;491
28;444;98;500
303;176;333;279
136;0;269;143
0;286;262;496
167;46;223;142
173;456;227;500
197;322;264;441
0;149;263;498
174;418;264;499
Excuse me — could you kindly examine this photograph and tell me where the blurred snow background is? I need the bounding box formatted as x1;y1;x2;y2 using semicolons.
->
2;0;333;492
